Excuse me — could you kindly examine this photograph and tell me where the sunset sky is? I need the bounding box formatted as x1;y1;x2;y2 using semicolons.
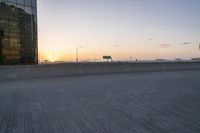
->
37;0;200;62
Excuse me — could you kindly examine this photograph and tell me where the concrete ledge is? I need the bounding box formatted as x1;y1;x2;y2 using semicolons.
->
0;62;200;80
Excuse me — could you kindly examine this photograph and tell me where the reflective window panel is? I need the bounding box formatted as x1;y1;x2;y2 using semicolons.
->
0;0;38;64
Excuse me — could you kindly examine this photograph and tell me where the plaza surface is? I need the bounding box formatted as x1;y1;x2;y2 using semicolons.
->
0;70;200;133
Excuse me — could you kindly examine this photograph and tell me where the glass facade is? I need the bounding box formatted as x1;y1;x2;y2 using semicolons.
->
0;0;37;64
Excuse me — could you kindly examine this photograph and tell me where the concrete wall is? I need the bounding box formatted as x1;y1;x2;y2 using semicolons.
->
0;62;200;80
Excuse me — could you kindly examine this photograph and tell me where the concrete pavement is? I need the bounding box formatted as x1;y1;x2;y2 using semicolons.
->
0;70;200;133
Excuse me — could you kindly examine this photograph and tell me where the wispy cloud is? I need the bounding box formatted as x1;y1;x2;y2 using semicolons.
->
139;35;144;38
149;38;154;41
159;44;171;48
180;42;192;45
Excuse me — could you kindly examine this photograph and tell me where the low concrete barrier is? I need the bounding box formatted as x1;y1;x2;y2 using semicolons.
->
0;62;200;80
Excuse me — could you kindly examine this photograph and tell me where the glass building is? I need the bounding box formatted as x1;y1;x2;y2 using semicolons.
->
0;0;37;64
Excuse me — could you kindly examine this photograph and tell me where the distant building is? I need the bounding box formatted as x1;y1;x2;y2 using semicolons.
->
191;58;200;62
0;0;38;65
175;58;182;62
155;59;169;62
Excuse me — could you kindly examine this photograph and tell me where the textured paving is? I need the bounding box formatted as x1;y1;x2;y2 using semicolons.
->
0;70;200;133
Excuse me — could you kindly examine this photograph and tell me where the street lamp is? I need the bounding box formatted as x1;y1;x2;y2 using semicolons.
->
76;46;82;62
112;44;119;62
199;43;200;50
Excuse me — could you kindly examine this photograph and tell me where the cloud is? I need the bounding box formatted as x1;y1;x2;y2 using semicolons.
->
139;35;144;38
159;44;171;48
149;38;154;41
180;42;192;45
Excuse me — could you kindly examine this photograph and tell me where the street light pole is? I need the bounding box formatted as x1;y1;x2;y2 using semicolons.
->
76;48;78;62
199;43;200;50
199;43;200;59
76;47;82;62
130;56;132;62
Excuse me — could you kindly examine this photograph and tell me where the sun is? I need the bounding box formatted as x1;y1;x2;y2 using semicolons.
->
49;53;57;62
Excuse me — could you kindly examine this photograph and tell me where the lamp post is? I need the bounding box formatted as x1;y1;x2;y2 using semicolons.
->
112;44;119;62
130;56;132;62
199;43;200;50
199;43;200;60
90;54;96;63
76;46;82;62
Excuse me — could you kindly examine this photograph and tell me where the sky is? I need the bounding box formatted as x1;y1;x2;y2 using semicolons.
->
37;0;200;62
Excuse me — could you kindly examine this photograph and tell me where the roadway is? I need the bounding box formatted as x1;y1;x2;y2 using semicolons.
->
0;70;200;133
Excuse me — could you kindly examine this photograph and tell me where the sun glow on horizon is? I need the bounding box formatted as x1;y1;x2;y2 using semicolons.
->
37;0;200;62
